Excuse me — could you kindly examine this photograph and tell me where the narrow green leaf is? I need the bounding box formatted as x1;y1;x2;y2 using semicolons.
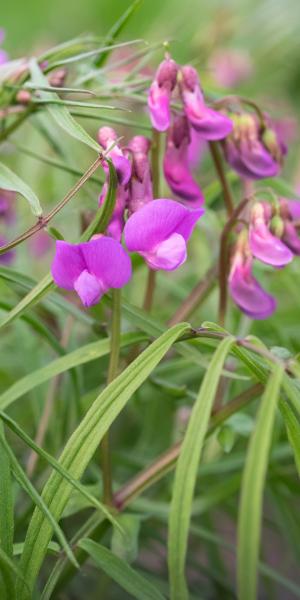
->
237;366;283;600
0;435;78;572
0;546;27;600
29;59;100;152
0;411;122;531
0;162;42;217
168;336;234;600
17;323;189;598
279;401;300;476
0;425;14;559
0;273;54;330
0;331;145;411
94;1;143;67
78;539;165;600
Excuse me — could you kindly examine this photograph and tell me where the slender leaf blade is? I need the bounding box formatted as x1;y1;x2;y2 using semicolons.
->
0;162;42;217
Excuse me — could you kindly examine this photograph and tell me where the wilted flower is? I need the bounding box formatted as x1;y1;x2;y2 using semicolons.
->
179;65;233;139
98;126;131;185
163;114;204;206
124;198;204;271
51;236;132;307
127;135;153;213
222;113;286;179
0;236;15;265
229;232;276;319
147;58;178;131
249;202;293;266
98;126;131;240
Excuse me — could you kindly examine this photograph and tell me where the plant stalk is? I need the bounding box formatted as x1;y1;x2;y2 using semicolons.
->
209;141;234;217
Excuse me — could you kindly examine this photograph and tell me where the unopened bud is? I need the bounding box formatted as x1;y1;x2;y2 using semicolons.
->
16;90;31;105
270;215;284;238
262;128;282;163
48;68;67;88
156;58;178;91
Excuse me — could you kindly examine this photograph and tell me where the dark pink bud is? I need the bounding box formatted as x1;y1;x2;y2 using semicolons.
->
97;126;131;186
148;58;178;131
163;114;204;206
127;135;153;213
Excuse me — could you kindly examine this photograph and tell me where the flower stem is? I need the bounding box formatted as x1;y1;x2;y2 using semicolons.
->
143;269;156;312
168;265;217;326
218;198;250;326
209;141;234;217
101;288;121;505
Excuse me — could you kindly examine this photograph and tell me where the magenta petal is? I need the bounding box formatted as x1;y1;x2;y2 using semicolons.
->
0;49;8;65
163;144;204;206
240;140;279;179
283;222;300;255
148;81;170;131
51;241;85;290
249;221;293;266
229;256;276;319
188;105;233;140
74;270;104;307
287;200;300;220
124;199;203;252
110;152;132;186
142;233;187;271
80;237;132;289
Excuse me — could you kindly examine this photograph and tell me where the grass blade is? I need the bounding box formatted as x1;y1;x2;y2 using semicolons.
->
237;366;283;600
168;336;234;600
78;538;165;600
0;162;42;217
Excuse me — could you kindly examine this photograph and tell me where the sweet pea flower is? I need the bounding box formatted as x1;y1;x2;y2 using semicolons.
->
280;199;300;255
28;230;53;258
127;135;153;213
124;199;204;271
223;113;285;179
179;65;233;139
98;127;131;240
229;235;276;319
187;127;206;169
249;202;293;266
163;114;204;206
97;127;131;185
147;58;178;131
51;236;132;307
0;236;15;265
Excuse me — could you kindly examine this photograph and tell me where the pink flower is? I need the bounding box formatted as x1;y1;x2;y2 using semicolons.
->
0;189;16;224
51;236;132;307
98;127;131;240
124;199;204;271
127;135;153;213
147;58;178;131
249;203;293;266
98;127;131;185
223;113;286;180
229;242;276;319
163;114;204;206
179;65;233;139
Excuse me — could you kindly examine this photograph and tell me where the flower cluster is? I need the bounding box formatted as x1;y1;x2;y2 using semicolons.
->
229;199;300;318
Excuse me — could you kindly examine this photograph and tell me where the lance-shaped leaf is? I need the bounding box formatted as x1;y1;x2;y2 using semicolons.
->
168;336;235;600
16;323;189;598
237;366;283;600
0;162;42;217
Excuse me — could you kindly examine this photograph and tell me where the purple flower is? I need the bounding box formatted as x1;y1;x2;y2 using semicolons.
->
28;230;53;258
249;203;293;266
51;236;132;307
163;115;204;206
179;65;233;140
127;135;153;213
229;248;276;319
280;199;300;255
98;127;131;185
147;58;178;132
222;114;285;180
0;236;15;265
187;127;206;168
124;199;204;271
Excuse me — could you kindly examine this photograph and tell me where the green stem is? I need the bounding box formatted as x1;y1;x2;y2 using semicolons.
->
209;141;234;217
168;265;217;326
141;128;160;312
100;288;121;505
